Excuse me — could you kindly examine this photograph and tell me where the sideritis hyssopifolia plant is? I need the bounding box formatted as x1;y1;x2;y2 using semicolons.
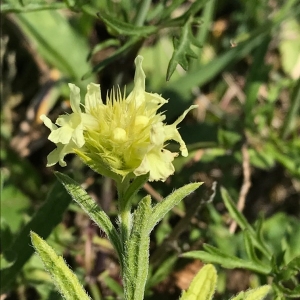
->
31;56;271;300
31;55;201;300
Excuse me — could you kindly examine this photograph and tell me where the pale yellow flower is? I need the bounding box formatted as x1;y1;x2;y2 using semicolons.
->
40;83;97;167
41;56;197;181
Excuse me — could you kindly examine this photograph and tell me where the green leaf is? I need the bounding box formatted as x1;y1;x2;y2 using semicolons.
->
124;196;152;300
220;187;255;233
281;79;300;139
87;39;120;61
182;245;271;274
231;285;271;300
0;250;16;270
97;11;157;37
147;255;177;289
276;255;300;281
243;229;261;265
13;10;95;86
244;36;271;126
165;14;289;101
0;181;72;292
123;173;149;207
166;17;202;81
82;36;141;80
54;172;122;265
279;18;300;79
1;2;67;13
31;232;91;300
180;264;217;300
148;182;202;231
99;271;124;297
1;183;30;233
275;282;300;298
220;187;271;259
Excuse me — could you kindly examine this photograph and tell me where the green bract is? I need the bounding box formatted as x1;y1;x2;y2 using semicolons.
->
41;56;197;181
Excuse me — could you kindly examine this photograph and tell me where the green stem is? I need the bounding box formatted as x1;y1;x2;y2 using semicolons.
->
116;177;132;249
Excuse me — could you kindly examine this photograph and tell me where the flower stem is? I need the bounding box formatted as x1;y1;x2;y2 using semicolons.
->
116;177;132;250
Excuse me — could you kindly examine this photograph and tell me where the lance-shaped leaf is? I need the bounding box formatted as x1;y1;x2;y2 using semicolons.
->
124;196;152;300
31;232;91;300
231;285;271;300
123;173;149;207
180;264;217;300
55;172;122;265
166;17;202;81
147;182;202;232
243;229;261;265
182;244;271;274
97;11;157;37
220;187;271;259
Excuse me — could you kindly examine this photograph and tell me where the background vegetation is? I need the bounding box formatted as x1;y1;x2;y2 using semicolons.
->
1;0;300;299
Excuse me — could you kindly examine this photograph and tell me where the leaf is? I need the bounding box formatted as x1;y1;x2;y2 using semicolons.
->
164;18;282;101
13;10;96;86
97;11;157;37
281;79;300;139
99;271;124;297
147;255;177;289
244;36;271;126
180;264;217;300
166;17;202;81
123;173;149;207
1;183;30;233
220;187;271;259
87;39;120;61
54;172;123;265
279;18;300;79
231;285;271;300
243;229;261;265
221;187;254;233
182;245;271;274
276;255;300;281
1;1;66;13
124;196;152;300
31;232;91;300
148;182;202;231
276;282;300;298
82;36;142;80
0;181;72;292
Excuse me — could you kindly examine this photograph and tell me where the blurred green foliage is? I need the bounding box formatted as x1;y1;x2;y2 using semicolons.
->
1;0;299;299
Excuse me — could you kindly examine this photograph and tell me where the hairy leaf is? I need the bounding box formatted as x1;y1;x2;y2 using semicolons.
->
148;182;202;231
54;172;122;265
31;232;91;300
180;264;217;300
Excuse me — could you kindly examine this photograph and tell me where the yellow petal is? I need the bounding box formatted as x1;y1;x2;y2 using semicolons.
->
164;105;198;157
46;142;77;167
85;83;102;113
72;125;85;147
40;115;57;131
68;83;81;114
134;147;178;181
150;122;165;146
48;126;73;144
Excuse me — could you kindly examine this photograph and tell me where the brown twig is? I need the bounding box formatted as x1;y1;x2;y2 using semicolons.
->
229;144;251;233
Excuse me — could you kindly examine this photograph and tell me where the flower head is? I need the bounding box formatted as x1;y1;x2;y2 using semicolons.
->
41;56;197;181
